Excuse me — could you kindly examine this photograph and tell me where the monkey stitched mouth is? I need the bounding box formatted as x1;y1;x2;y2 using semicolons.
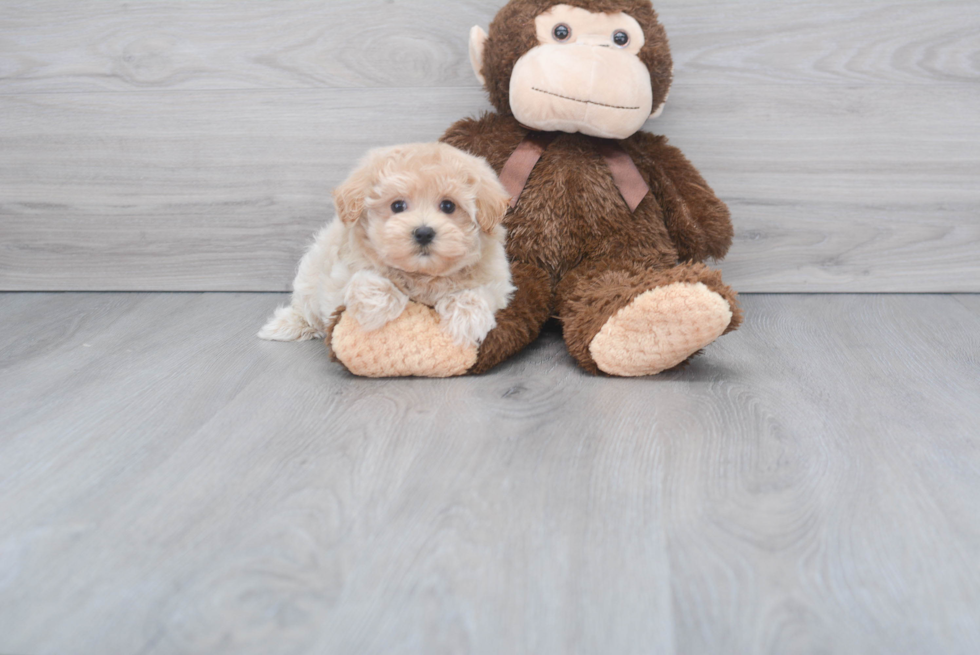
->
531;87;640;111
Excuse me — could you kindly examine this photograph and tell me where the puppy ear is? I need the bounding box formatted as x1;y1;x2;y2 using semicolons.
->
472;160;511;233
333;153;379;225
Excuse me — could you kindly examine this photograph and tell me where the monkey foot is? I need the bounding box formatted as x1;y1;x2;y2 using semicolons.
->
589;282;733;377
329;302;477;378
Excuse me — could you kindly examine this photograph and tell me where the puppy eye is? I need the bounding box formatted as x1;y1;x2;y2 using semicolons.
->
613;30;630;47
553;24;571;42
439;200;456;214
391;200;408;213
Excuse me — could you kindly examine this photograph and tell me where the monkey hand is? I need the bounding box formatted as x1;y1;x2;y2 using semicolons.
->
327;301;478;378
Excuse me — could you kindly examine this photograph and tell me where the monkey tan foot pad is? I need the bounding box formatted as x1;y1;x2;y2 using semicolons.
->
589;282;733;377
330;302;477;378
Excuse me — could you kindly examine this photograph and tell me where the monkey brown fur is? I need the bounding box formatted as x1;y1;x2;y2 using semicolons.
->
329;0;742;377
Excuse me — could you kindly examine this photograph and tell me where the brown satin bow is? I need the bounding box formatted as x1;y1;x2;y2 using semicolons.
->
498;132;650;212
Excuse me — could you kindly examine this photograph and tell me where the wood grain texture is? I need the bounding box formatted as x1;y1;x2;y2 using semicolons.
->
1;1;977;92
1;1;978;293
1;292;979;654
1;84;978;293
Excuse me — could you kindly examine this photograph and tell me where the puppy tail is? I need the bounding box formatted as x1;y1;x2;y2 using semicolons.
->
258;305;324;342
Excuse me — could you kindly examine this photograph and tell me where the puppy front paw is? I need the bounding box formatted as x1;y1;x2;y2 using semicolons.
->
344;271;409;332
435;291;497;346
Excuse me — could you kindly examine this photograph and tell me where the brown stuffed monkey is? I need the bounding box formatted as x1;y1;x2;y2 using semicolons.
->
328;0;742;377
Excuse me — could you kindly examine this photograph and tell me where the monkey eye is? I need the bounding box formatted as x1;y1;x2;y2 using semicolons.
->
553;24;571;42
613;30;630;47
391;200;408;213
439;199;456;214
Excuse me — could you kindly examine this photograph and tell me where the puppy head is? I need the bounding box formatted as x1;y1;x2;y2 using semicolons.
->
333;142;510;277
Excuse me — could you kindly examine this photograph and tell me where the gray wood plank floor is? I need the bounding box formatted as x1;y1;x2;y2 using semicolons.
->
2;1;978;293
1;292;979;655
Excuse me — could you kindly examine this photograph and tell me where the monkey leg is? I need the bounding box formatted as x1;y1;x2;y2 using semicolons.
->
469;261;553;374
557;260;743;376
327;302;478;378
327;261;553;378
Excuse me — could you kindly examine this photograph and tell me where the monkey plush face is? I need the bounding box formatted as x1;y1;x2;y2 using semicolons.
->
470;0;673;140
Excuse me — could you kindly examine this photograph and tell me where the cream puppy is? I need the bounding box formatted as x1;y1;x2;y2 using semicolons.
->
259;143;515;347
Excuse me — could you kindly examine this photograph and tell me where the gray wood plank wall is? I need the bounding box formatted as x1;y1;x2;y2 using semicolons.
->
1;1;978;292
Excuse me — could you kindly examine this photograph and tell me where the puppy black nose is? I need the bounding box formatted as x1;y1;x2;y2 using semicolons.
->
413;226;436;246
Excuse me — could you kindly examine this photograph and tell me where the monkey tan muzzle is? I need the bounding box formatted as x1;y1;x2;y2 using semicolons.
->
509;42;654;139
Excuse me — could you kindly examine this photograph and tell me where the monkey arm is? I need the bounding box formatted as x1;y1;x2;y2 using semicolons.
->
626;132;734;263
439;114;553;374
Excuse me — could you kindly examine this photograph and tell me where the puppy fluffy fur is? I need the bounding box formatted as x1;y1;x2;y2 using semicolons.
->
259;142;515;346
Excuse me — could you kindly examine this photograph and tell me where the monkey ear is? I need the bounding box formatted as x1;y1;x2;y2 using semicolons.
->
332;154;378;225
651;69;674;119
469;26;488;87
472;163;511;234
650;92;668;119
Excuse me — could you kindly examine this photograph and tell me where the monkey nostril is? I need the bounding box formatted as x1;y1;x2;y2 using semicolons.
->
413;226;436;247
